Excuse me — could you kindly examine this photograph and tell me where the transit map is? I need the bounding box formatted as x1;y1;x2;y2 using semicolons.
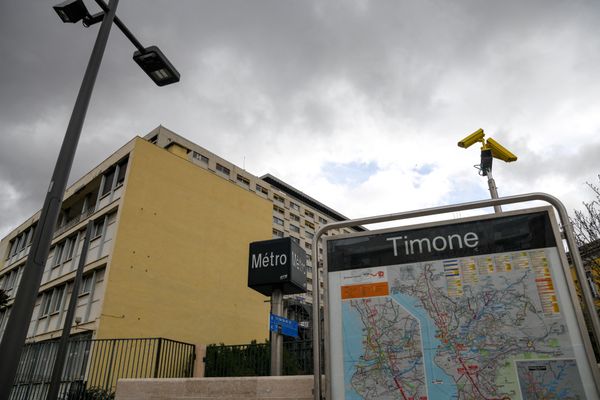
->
326;210;598;400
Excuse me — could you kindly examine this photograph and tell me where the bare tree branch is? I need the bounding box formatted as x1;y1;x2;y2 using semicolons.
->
571;174;600;299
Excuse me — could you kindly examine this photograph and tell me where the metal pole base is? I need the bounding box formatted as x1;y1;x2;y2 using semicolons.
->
270;289;284;376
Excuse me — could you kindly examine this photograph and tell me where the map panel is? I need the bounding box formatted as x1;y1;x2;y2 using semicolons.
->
516;359;586;399
336;249;590;400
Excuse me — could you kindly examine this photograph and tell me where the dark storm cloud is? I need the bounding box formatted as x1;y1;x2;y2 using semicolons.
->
1;0;600;236
510;141;600;184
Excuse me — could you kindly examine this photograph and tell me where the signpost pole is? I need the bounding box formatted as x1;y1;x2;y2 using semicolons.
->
270;289;284;376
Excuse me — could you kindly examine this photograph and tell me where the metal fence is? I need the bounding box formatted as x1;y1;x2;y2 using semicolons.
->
10;337;195;400
204;339;318;377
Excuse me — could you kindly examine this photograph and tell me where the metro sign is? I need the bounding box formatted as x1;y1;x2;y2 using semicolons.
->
248;237;307;296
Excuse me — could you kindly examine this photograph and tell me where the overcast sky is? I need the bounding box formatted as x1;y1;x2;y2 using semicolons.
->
1;0;600;238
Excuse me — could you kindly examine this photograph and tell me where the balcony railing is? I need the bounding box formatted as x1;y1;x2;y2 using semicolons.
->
53;206;96;239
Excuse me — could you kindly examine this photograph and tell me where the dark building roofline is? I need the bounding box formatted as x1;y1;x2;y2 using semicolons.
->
260;174;366;232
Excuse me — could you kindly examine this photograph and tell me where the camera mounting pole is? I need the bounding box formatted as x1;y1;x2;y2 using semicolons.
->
481;152;502;213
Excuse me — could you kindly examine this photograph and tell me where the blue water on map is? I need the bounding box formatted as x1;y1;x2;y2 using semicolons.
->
342;301;368;400
389;292;458;400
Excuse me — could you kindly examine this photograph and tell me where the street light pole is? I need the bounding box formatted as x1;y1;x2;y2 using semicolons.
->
0;1;119;398
46;221;94;400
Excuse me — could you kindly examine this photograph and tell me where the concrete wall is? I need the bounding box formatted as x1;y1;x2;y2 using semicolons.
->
115;376;314;400
96;137;273;344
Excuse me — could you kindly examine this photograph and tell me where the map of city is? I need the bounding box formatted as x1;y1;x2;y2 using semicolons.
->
516;359;585;399
339;249;588;399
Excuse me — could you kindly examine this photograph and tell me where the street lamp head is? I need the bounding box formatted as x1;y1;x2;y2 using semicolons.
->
53;0;90;23
133;46;180;87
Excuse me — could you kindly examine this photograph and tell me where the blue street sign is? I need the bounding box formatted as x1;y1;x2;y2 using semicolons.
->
270;313;299;338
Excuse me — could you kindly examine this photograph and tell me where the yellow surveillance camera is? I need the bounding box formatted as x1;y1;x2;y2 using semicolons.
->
485;137;517;162
457;128;485;149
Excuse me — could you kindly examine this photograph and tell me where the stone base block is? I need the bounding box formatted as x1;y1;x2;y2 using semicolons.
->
115;375;314;400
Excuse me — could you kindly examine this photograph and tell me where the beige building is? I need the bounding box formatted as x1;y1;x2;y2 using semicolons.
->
0;126;359;347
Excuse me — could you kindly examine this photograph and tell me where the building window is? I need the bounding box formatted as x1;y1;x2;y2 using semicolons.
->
50;286;65;314
305;210;314;219
101;168;115;196
40;292;52;317
290;225;300;233
305;231;314;239
192;151;209;164
15;237;23;255
290;202;300;211
273;194;285;204
6;239;15;259
11;237;20;256
2;269;17;292
272;229;284;238
0;308;10;334
305;221;315;230
64;236;76;261
80;274;93;295
216;163;230;176
7;228;34;260
273;216;284;226
92;218;105;239
318;216;328;224
115;158;129;187
8;240;17;259
237;175;250;187
16;235;25;253
290;214;300;222
305;242;312;250
53;244;64;267
17;234;26;252
26;226;35;246
256;184;268;195
273;205;285;215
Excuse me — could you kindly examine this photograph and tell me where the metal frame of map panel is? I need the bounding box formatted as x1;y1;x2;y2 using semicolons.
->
310;192;600;400
324;207;598;399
